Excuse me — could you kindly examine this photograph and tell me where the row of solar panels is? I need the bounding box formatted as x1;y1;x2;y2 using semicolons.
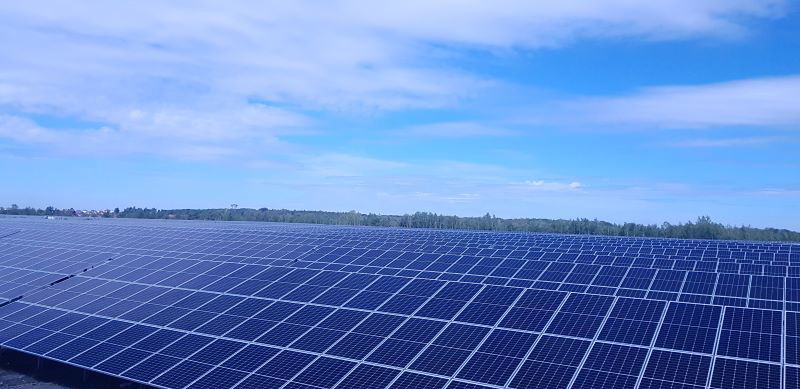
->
0;218;798;389
8;244;798;277
0;289;796;388
1;240;797;280
3;227;800;273
3;217;798;252
3;226;799;275
2;243;799;313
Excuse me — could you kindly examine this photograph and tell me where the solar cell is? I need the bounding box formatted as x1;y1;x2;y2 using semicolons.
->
0;217;797;388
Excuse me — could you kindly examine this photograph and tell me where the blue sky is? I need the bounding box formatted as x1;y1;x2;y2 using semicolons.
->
0;1;798;229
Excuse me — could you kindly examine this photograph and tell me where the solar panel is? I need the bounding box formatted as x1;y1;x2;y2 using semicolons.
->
0;236;116;304
0;217;798;389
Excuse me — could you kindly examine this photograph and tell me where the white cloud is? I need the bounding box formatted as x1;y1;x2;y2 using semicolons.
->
343;0;785;47
0;110;300;161
670;136;787;148
396;121;520;138
0;0;788;161
749;188;800;196
523;180;583;191
300;153;408;178
249;163;800;228
561;75;800;129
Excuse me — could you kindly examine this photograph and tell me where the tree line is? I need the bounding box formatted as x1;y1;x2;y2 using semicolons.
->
2;204;799;242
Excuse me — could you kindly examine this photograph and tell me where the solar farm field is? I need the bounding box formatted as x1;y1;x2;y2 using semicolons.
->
0;217;798;389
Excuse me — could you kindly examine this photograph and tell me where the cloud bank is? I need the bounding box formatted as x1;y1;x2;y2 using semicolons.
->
0;0;788;160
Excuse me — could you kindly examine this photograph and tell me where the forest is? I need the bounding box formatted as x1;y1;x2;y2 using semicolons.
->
2;204;799;242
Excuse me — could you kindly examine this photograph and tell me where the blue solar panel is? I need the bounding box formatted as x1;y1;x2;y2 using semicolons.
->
0;217;797;388
642;351;710;388
710;358;781;389
457;351;522;385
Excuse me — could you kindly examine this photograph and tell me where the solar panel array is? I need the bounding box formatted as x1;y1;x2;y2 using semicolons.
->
0;217;798;389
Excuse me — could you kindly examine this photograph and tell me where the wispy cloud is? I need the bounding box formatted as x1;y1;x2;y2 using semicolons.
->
301;153;408;177
749;188;800;196
394;121;520;138
0;110;303;161
0;0;788;160
557;75;800;129
669;136;788;148
522;180;583;191
346;1;786;46
249;160;799;228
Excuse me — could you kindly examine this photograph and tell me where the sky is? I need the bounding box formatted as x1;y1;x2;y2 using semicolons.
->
0;1;798;229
